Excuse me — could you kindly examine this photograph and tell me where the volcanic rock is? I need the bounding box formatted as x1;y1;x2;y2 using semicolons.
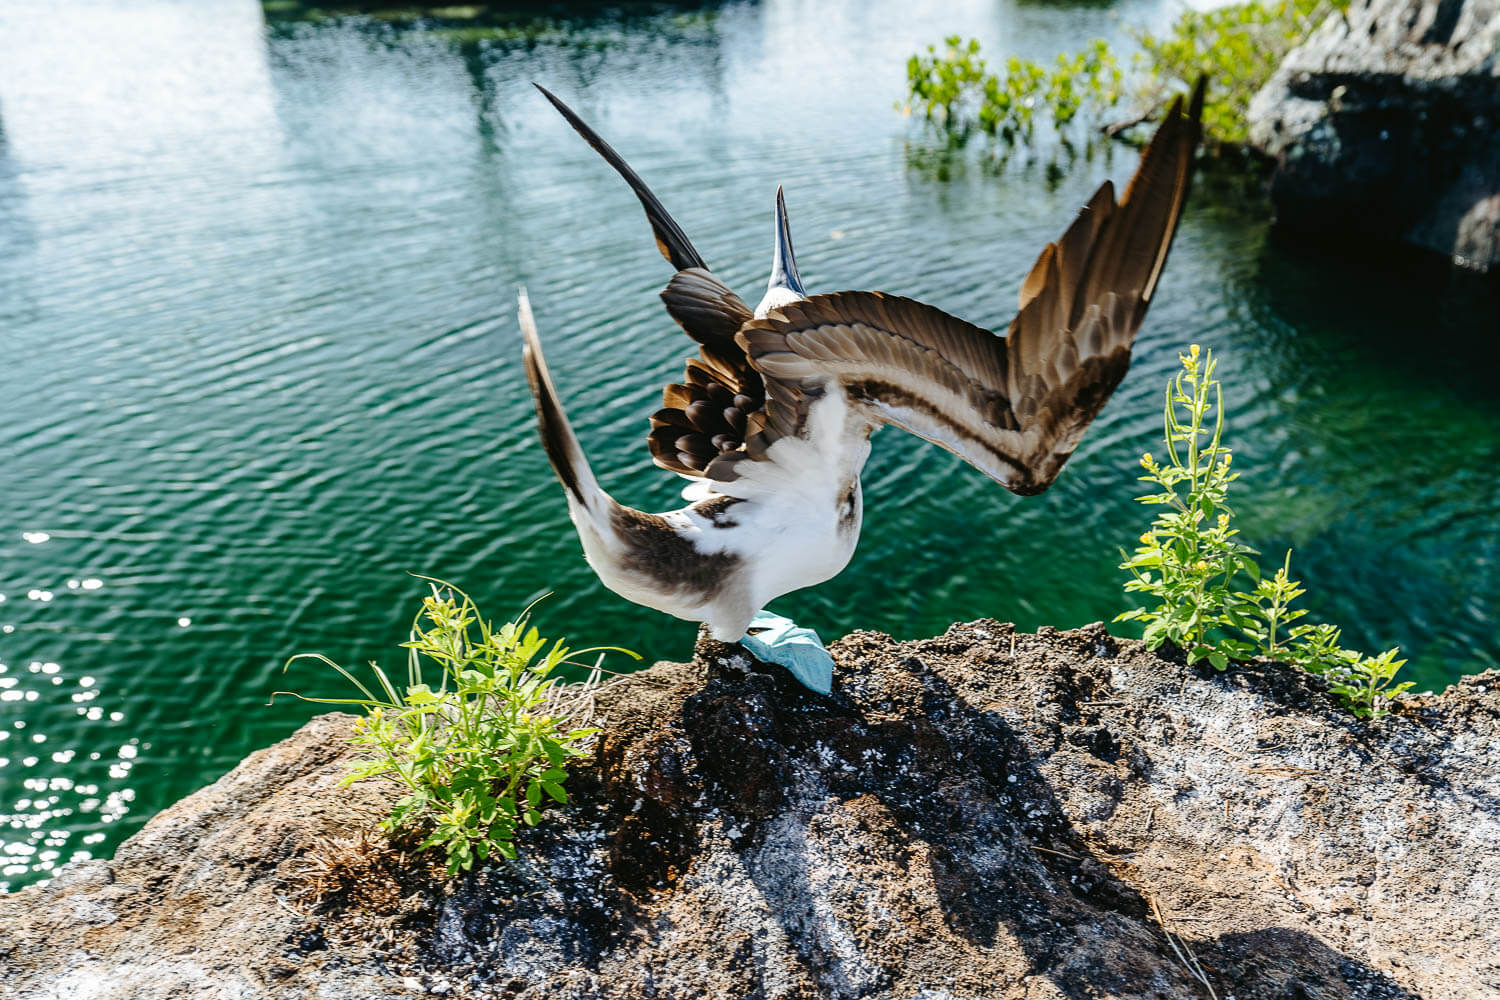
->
2;622;1497;999
1247;0;1500;271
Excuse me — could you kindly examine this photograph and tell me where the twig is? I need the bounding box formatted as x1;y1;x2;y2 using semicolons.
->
1150;895;1219;1000
1091;845;1138;861
627;672;678;688
1032;845;1084;862
1080;700;1125;707
273;892;310;920
1101;109;1157;137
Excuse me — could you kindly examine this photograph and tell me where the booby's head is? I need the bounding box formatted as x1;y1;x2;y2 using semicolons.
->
754;186;806;319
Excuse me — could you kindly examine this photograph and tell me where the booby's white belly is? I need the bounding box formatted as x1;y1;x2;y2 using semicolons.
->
700;484;863;605
563;389;872;640
566;475;863;640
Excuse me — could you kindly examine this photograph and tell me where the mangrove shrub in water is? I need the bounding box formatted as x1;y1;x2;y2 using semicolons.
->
904;0;1348;148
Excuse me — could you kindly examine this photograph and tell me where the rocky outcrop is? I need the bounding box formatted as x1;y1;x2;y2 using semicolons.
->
1247;0;1500;271
2;622;1498;999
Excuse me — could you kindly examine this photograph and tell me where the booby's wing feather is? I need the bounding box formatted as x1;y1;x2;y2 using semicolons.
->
646;269;764;477
536;85;763;480
724;81;1204;496
534;84;706;272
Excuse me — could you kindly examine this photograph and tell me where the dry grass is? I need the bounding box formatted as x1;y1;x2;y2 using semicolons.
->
1148;894;1220;999
539;651;627;734
287;827;443;914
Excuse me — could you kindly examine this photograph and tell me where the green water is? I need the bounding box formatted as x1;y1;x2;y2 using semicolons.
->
1;0;1496;891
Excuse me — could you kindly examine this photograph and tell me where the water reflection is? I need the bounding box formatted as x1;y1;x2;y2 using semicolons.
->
0;102;32;252
1235;239;1500;686
1255;234;1500;414
0;0;282;893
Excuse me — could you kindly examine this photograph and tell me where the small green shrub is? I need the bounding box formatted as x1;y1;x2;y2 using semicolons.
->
1116;346;1258;669
1241;551;1308;660
903;36;1122;145
1136;0;1347;145
276;582;636;873
1286;626;1412;720
1117;347;1412;718
904;0;1347;150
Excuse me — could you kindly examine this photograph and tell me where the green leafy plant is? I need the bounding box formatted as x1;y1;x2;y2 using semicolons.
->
1117;345;1259;669
275;582;637;873
1136;0;1347;145
905;36;988;127
1117;347;1412;718
903;0;1348;150
1241;552;1306;659
1284;625;1412;720
904;36;1122;146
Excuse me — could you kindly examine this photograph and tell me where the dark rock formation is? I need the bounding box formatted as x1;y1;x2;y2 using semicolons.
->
1247;0;1500;271
2;622;1497;999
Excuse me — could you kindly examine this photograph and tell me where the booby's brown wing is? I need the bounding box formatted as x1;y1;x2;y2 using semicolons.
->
719;79;1204;495
537;85;766;479
648;269;766;477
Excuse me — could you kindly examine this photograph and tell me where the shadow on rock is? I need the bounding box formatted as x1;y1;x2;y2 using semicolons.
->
670;623;1431;999
258;625;1491;999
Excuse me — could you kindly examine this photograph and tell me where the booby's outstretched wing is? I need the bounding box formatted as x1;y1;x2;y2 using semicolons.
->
536;85;764;479
713;79;1205;496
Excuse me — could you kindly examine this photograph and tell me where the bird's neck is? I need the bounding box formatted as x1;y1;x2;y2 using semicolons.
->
754;285;806;319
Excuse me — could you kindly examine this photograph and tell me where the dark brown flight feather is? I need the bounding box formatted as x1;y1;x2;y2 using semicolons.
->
519;294;590;506
649;269;765;476
729;79;1206;495
537;87;766;481
534;84;707;273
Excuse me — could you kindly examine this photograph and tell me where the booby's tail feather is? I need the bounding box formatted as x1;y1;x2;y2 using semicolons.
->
518;289;607;518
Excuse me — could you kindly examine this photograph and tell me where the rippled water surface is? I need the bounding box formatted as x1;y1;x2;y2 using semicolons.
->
2;0;1496;890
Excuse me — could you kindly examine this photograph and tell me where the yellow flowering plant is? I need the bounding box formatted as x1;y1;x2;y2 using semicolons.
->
1117;348;1411;717
1117;346;1260;669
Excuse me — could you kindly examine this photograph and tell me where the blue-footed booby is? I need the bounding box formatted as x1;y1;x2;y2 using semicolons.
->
520;81;1205;693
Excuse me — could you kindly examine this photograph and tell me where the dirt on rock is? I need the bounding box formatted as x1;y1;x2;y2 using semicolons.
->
2;622;1496;1000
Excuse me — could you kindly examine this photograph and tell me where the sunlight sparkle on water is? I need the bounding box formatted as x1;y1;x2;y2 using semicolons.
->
0;660;135;893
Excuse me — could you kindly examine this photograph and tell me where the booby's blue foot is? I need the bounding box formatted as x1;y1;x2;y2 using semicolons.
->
740;611;832;695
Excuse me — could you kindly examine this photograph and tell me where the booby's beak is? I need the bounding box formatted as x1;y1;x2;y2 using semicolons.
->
767;186;805;298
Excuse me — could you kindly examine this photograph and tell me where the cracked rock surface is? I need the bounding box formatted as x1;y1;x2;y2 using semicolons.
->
2;622;1496;999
